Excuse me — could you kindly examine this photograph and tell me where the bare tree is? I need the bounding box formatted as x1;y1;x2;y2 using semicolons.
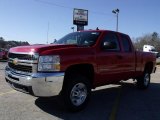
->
0;37;30;49
133;32;160;52
0;37;6;48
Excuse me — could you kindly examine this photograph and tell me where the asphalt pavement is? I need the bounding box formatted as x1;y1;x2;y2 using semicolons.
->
0;61;160;120
157;58;160;63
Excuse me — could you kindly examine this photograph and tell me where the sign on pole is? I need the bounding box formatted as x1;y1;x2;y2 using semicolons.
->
73;8;88;26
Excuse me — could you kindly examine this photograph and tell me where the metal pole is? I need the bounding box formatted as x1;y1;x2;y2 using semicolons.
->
117;13;118;32
112;9;119;32
47;22;49;44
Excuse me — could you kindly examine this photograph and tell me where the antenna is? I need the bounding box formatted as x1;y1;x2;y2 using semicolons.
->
47;22;50;44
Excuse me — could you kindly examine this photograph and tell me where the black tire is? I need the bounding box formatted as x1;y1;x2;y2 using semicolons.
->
137;71;150;89
63;75;91;111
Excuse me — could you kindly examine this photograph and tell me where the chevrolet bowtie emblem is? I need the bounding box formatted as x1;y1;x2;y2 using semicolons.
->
13;58;19;65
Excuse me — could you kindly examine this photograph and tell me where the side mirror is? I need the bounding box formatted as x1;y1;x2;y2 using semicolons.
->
102;41;117;49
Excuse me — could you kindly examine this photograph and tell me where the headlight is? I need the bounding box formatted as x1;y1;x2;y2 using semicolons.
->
38;55;60;72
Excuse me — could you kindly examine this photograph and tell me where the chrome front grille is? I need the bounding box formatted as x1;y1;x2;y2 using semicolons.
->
8;52;38;74
8;62;32;73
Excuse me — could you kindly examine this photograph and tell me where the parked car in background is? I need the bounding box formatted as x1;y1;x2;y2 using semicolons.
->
0;48;8;60
157;52;160;58
143;45;159;58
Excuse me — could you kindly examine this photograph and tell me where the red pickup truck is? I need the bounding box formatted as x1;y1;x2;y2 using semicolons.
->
5;30;156;111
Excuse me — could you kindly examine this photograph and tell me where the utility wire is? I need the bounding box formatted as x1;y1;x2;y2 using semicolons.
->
34;0;73;9
34;0;112;16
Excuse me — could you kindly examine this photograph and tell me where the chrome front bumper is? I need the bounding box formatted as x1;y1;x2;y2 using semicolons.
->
5;66;64;97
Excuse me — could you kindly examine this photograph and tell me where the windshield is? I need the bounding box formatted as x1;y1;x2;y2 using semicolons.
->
150;48;156;52
56;31;101;46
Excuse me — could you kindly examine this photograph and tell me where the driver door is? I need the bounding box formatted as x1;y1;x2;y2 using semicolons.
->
96;32;124;85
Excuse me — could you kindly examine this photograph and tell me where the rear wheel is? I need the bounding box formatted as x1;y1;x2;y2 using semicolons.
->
137;71;150;89
63;75;91;111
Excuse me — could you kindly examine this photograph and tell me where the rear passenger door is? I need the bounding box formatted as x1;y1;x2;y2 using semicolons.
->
120;34;136;79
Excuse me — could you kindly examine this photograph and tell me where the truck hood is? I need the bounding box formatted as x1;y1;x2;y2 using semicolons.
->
9;44;77;54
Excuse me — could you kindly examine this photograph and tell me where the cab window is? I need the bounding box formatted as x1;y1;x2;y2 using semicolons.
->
121;35;132;52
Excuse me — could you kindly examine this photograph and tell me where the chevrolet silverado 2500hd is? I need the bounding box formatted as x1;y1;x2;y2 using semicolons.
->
5;30;156;111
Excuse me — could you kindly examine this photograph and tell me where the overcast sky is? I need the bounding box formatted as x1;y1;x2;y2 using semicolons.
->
0;0;160;44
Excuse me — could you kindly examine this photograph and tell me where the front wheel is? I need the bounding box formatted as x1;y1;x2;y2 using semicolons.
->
137;71;150;89
63;75;91;111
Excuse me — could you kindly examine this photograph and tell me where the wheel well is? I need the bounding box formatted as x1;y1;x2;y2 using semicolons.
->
63;64;94;88
144;62;153;74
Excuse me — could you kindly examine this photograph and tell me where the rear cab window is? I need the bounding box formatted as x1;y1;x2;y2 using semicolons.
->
120;34;132;52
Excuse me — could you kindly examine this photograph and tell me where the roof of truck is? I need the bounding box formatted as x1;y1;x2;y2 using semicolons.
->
79;29;129;36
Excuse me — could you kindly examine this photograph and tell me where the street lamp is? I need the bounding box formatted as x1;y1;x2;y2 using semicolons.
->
71;27;75;32
112;9;119;32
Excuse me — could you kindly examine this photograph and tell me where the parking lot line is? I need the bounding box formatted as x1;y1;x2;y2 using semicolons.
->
0;90;16;96
109;86;122;120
